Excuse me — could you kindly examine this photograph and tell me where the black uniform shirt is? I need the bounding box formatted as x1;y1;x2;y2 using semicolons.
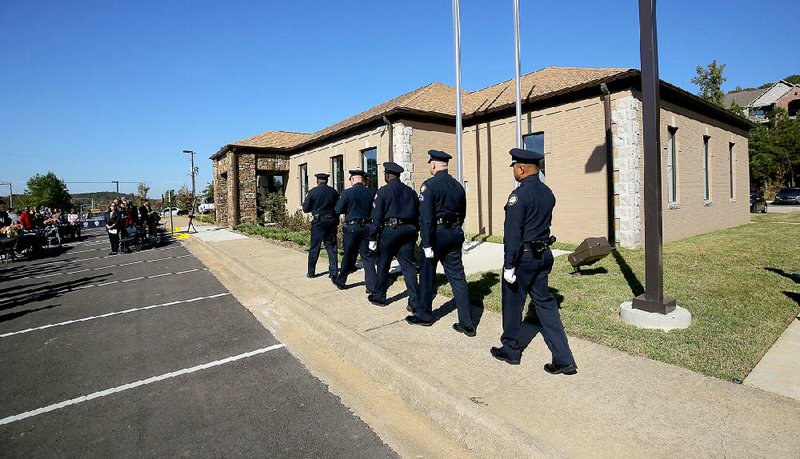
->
418;170;466;248
335;183;375;221
503;174;555;269
370;178;419;238
302;183;340;216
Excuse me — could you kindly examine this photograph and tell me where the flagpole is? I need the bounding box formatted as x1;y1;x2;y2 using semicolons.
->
453;0;464;184
513;0;522;149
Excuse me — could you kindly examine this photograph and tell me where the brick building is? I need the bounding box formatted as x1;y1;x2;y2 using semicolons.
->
211;67;754;248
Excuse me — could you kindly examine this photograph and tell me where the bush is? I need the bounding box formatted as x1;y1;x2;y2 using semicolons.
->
236;224;311;247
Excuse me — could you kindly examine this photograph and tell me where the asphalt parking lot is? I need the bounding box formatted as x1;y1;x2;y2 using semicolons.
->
0;228;394;457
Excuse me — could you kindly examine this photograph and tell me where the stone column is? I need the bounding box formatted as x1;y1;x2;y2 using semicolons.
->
392;123;414;186
612;95;643;248
238;154;257;225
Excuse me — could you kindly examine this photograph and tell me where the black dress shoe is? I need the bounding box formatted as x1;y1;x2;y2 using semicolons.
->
452;323;476;337
544;363;578;375
306;272;314;278
332;279;346;290
368;295;386;307
405;315;434;327
406;304;414;313
490;347;520;365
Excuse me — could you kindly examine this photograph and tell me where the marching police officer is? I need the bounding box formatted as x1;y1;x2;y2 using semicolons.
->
490;148;577;375
333;169;377;293
406;150;474;336
303;172;340;279
368;162;419;310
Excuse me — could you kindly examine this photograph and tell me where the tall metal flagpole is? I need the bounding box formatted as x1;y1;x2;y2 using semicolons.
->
453;0;464;184
513;0;522;149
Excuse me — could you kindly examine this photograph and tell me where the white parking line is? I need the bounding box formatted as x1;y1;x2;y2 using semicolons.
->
16;245;183;271
0;293;231;338
0;343;285;425
25;255;192;280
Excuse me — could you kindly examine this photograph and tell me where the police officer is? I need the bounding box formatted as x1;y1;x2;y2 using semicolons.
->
302;172;340;278
333;169;377;293
406;150;474;335
368;162;419;310
490;148;577;375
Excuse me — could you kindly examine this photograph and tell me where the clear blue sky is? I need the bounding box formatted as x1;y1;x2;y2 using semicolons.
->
1;0;796;197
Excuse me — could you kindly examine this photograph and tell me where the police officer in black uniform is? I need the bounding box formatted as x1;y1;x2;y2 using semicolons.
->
368;162;419;310
490;148;577;375
406;150;474;335
333;169;377;293
302;172;340;279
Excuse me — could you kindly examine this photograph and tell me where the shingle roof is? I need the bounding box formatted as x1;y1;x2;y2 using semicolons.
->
722;88;767;109
230;130;313;149
464;67;635;115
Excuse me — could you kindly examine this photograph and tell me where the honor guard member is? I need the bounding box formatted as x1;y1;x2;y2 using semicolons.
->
333;169;377;293
490;148;577;375
368;162;419;310
303;172;340;279
406;150;474;335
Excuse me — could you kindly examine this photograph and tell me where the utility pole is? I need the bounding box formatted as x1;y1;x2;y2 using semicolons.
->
183;150;197;214
0;182;12;208
112;180;119;194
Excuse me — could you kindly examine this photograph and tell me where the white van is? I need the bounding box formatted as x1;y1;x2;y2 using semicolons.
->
199;197;215;214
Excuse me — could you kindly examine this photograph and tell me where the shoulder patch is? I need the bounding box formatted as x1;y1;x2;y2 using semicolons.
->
420;184;427;194
507;193;519;207
419;194;425;202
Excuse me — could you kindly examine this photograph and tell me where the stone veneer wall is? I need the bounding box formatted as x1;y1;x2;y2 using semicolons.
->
392;123;414;186
213;153;230;227
238;153;257;225
612;94;642;248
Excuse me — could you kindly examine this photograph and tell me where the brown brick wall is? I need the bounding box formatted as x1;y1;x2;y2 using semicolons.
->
407;121;456;190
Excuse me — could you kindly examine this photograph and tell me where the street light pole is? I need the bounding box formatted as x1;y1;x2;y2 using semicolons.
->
112;180;119;195
183;150;197;214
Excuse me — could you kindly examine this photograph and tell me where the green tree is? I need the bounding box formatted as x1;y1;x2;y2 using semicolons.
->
783;74;800;85
729;100;746;117
749;108;800;192
176;185;194;212
20;172;72;210
136;182;150;205
203;181;214;199
691;60;727;106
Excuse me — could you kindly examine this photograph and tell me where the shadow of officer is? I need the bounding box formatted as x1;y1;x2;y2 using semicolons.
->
490;148;577;375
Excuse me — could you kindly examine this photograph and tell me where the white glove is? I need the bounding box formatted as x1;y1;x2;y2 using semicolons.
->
503;268;517;284
369;241;378;251
423;247;434;259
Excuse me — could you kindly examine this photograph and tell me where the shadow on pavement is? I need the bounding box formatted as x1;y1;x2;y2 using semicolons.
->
0;274;111;310
0;304;59;323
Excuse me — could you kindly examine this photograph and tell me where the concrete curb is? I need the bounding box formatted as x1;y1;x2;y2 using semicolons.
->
184;236;562;458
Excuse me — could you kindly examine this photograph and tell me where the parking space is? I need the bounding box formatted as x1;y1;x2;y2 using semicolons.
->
0;229;394;457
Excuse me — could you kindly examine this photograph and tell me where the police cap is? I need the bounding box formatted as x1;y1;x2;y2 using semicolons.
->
348;169;367;177
382;162;404;175
427;149;452;163
509;147;544;166
314;172;330;180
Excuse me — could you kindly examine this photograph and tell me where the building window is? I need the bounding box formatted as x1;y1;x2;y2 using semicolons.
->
299;163;308;203
728;143;735;199
362;147;378;191
331;155;344;193
522;132;545;181
703;136;710;201
667;127;678;203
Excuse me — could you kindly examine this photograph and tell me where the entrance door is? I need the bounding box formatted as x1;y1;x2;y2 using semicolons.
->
257;172;287;223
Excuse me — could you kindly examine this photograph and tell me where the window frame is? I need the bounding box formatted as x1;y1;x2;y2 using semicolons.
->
667;127;678;204
703;135;711;202
331;155;344;193
361;147;378;192
299;163;308;203
728;142;735;200
522;131;545;182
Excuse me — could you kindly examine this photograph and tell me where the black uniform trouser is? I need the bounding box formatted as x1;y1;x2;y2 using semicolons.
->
501;249;575;365
107;231;119;253
336;223;376;292
416;226;472;326
373;224;418;309
308;216;338;276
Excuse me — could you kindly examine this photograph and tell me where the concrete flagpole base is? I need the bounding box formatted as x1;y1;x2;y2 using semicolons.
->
619;301;692;330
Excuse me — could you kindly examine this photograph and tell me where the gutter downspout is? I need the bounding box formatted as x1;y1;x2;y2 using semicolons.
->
231;148;239;228
601;83;616;247
383;116;394;162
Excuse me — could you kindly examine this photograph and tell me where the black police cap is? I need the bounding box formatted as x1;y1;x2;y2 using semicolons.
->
348;169;367;177
382;162;404;175
427;149;452;163
509;147;544;166
314;173;330;180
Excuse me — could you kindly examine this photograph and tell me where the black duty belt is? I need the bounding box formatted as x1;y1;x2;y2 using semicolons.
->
384;218;415;227
523;236;557;253
346;218;370;225
314;213;337;220
435;214;462;226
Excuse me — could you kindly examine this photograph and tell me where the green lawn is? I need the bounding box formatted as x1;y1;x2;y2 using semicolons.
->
443;212;800;381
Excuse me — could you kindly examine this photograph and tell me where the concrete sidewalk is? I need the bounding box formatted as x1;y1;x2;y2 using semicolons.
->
182;221;800;457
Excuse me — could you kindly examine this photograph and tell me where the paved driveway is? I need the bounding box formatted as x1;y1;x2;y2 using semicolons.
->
0;228;394;457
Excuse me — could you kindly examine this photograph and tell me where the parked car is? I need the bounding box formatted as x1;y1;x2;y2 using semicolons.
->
161;207;179;215
749;192;767;213
177;209;189;216
198;197;215;214
772;187;800;205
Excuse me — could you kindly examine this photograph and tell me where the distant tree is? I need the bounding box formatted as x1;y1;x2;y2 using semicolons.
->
691;60;727;106
203;181;214;199
784;74;800;85
136;182;150;205
729;100;746;117
176;185;194;212
750;108;800;191
758;82;773;89
20;172;72;210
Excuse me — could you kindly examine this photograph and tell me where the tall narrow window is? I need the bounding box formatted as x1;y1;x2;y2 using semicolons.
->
728;143;735;199
522;132;545;181
703;136;710;201
361;147;378;192
331;155;344;193
299;163;308;203
667;127;678;203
